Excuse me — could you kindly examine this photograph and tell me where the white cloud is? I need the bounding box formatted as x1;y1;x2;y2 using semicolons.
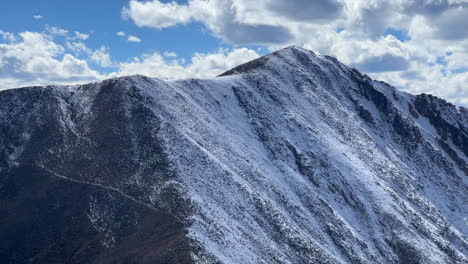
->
266;0;344;22
44;26;90;41
163;51;177;58
122;0;194;28
91;46;113;67
0;30;100;88
66;41;91;54
372;67;468;107
113;48;259;79
117;31;142;43
0;30;16;42
72;31;89;40
0;28;260;90
122;0;293;45
45;26;69;37
127;35;142;42
446;52;468;71
33;15;43;20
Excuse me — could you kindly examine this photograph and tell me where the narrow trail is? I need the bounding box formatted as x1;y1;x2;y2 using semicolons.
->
37;164;160;213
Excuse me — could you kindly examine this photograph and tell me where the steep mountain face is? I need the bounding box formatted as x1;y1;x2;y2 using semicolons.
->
0;46;467;264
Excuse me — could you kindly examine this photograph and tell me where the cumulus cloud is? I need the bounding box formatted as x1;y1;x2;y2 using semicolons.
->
431;5;468;40
0;30;16;42
33;15;43;20
163;51;177;58
372;64;468;106
0;30;100;88
43;26;90;41
66;41;91;54
352;53;410;72
445;52;468;71
114;48;260;79
45;26;69;37
267;0;344;22
122;0;293;45
122;0;194;28
222;23;292;45
115;31;141;42
121;1;466;52
127;35;142;42
72;31;90;40
0;28;260;89
91;46;113;67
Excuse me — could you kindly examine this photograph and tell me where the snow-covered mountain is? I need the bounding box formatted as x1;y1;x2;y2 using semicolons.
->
0;46;467;264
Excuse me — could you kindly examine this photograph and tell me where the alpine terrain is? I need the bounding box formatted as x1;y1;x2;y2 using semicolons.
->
0;46;467;264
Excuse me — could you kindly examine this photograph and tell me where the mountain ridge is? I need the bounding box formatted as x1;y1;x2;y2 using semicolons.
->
0;46;467;264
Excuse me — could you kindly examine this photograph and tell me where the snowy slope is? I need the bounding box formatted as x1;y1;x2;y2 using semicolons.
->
0;46;467;264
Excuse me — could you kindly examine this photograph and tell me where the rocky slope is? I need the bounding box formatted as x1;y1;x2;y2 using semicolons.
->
0;46;467;263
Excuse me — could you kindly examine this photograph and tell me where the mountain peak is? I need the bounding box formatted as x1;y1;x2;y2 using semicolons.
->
1;45;467;264
218;45;319;77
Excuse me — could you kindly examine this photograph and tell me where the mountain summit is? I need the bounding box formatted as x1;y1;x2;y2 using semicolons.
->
0;46;467;264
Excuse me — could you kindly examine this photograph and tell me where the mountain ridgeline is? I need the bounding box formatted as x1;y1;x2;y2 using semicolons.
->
0;46;467;263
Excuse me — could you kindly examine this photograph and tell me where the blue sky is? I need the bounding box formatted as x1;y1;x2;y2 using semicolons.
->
0;0;467;106
0;0;229;68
